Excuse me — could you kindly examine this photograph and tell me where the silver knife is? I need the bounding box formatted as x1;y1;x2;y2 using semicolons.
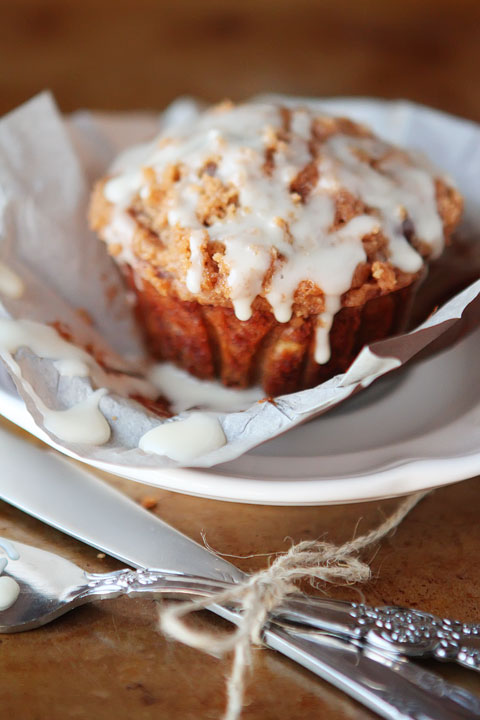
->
1;425;479;719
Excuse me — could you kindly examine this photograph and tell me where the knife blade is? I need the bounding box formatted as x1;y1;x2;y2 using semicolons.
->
0;426;244;582
1;423;480;720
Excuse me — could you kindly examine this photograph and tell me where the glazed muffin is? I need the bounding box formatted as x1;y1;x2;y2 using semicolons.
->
89;101;463;396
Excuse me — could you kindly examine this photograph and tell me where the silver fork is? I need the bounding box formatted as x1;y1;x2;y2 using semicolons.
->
2;537;480;677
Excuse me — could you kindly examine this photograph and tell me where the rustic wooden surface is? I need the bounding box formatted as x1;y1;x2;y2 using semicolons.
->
1;0;480;122
1;1;480;717
0;418;480;719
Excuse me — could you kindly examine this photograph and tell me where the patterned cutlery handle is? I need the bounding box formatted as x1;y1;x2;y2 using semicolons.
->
350;603;480;670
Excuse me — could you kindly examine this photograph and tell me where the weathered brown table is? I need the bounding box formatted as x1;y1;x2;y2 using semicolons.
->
0;417;479;719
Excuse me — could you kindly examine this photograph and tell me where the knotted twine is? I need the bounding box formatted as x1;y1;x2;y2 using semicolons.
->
159;490;428;720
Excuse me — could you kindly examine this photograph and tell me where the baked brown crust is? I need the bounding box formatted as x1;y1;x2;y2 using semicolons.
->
126;269;419;395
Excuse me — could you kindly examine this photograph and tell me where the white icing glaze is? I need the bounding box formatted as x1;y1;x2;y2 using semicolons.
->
101;209;138;268
139;412;226;462
0;576;20;611
0;539;20;612
38;388;111;445
323;135;439;270
340;346;402;388
0;317;156;398
2;344;111;445
0;262;24;299
314;295;341;364
186;230;207;294
0;539;19;560
102;102;446;364
104;171;144;204
0;336;111;445
148;362;263;414
53;358;90;377
0;318;91;376
0;318;112;445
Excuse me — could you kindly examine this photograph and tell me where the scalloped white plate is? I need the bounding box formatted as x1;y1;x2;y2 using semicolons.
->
1;324;480;505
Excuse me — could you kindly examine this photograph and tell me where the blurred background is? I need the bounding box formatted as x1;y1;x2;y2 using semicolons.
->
1;0;480;121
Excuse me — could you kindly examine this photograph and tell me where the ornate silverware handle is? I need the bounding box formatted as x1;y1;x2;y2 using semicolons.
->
260;593;480;672
349;603;480;672
80;569;232;600
75;570;480;673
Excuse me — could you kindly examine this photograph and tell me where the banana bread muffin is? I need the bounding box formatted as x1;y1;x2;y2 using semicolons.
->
89;101;463;395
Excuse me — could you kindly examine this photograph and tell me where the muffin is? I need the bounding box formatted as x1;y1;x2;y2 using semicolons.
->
89;101;463;396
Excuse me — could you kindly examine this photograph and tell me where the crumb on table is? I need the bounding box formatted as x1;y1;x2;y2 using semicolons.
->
140;496;158;510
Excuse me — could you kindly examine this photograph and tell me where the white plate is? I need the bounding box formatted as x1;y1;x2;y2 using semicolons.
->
1;325;480;506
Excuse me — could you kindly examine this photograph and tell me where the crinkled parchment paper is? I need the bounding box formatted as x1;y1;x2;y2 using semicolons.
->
0;92;479;472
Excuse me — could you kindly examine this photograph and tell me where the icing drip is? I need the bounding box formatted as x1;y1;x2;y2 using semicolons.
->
148;362;262;414
0;318;116;445
0;318;91;377
0;539;20;612
224;242;271;321
0;577;20;611
0;539;19;560
102;102;446;365
0;317;156;397
101;209;137;267
0;262;24;299
340;346;402;388
186;230;207;294
3;352;111;445
38;388;111;445
53;358;90;377
326;135;443;264
314;296;341;364
4;352;111;446
139;412;226;462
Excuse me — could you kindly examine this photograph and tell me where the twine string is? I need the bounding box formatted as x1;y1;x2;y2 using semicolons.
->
159;490;428;720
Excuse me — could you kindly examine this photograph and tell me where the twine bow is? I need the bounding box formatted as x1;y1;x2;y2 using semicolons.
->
159;490;428;720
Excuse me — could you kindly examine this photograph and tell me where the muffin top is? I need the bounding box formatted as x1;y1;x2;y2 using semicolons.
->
90;100;462;337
